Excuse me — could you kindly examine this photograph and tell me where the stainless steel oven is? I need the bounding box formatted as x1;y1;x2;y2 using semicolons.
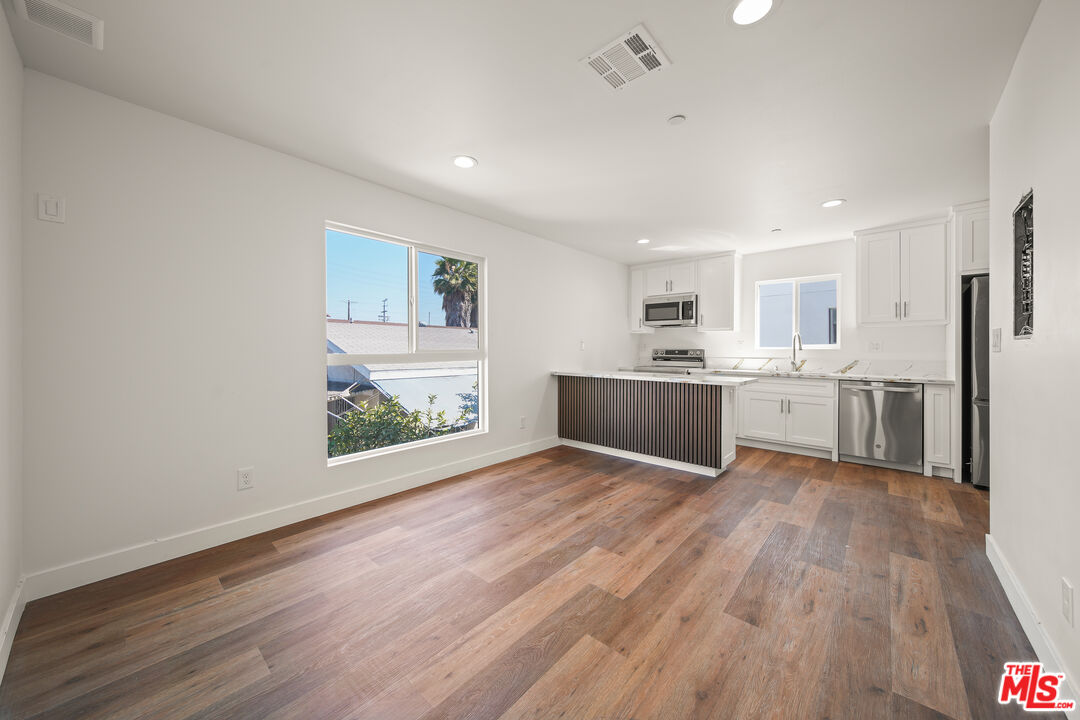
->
643;294;698;328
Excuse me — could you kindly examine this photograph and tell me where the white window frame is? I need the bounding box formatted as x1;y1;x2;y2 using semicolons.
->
755;274;841;350
326;222;487;465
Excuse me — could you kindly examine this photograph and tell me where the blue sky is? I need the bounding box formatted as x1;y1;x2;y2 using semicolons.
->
325;229;456;326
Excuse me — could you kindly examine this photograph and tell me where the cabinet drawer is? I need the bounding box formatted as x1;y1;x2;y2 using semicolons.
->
746;378;835;397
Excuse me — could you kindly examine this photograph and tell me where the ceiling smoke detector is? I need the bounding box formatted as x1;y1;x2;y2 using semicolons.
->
582;24;671;91
13;0;104;49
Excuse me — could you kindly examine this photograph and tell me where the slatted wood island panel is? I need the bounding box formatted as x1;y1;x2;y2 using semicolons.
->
554;372;754;475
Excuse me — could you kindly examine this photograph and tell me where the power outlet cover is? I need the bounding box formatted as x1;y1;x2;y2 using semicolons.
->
237;467;255;491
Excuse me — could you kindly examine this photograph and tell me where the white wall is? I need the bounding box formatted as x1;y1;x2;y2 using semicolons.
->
989;0;1080;688
19;71;634;597
637;239;947;366
0;8;23;676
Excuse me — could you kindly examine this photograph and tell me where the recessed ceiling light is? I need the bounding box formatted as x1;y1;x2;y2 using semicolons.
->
453;155;478;169
732;0;775;26
667;114;687;126
637;238;651;244
821;198;846;208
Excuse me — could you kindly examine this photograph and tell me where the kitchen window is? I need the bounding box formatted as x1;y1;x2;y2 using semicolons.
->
325;223;485;462
756;275;840;349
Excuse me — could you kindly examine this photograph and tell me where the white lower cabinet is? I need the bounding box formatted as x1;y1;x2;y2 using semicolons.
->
738;379;836;450
923;384;952;473
786;395;835;449
739;392;786;442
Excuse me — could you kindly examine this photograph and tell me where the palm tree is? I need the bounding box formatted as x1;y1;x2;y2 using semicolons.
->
431;258;478;328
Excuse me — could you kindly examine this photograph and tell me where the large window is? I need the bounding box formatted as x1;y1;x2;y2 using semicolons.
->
326;224;484;461
756;275;839;349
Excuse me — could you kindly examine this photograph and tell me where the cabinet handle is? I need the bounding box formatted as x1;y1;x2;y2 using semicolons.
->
904;300;908;318
779;400;783;415
894;301;899;318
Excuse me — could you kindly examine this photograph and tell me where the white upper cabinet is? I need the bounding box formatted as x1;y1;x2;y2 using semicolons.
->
900;224;948;322
859;230;902;323
696;254;740;331
667;262;696;294
628;267;654;334
955;201;990;274
644;261;696;296
857;220;948;325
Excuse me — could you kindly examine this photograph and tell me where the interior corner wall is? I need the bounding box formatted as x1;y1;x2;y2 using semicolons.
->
18;70;634;599
0;7;24;677
989;0;1080;686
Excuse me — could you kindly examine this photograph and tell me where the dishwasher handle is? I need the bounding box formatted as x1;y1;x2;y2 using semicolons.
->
844;385;921;393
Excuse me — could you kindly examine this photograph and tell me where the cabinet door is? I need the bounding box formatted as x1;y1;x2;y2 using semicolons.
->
960;210;990;274
738;390;786;442
785;395;835;449
924;385;952;466
900;223;948;323
859;231;901;323
628;269;654;334
645;266;671;296
696;255;735;331
667;262;696;294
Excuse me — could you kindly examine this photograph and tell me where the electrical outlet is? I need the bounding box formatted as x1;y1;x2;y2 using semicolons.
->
1063;577;1074;627
237;467;255;491
992;328;1002;352
868;341;883;353
579;340;586;351
519;415;527;429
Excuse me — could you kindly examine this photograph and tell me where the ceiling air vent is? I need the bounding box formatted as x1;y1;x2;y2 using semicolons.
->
13;0;104;50
582;24;670;91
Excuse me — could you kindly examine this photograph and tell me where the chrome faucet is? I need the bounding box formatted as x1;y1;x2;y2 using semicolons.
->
790;332;803;371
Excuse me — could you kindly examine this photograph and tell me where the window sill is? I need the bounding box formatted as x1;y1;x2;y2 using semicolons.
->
327;427;488;467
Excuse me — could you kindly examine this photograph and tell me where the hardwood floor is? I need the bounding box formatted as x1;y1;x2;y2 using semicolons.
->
0;446;1054;719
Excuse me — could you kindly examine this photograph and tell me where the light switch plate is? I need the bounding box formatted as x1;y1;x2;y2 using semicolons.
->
992;328;1002;352
37;194;65;223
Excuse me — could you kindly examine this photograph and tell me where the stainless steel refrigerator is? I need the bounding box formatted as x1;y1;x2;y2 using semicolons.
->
963;275;990;487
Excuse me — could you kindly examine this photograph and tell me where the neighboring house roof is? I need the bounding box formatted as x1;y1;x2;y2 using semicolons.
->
326;319;477;355
326;319;478;420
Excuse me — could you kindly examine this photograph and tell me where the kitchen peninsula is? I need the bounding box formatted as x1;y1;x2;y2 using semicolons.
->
552;371;756;476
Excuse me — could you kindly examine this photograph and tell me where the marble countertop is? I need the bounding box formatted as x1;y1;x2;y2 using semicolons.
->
551;370;758;387
685;368;954;385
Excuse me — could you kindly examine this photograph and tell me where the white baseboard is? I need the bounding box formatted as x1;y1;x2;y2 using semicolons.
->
0;577;26;685
559;439;723;477
986;533;1078;718
22;436;560;603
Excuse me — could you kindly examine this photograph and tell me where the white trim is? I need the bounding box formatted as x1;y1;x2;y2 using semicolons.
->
327;351;482;366
559;439;723;477
22;436;559;602
0;577;26;684
853;214;951;236
986;534;1079;719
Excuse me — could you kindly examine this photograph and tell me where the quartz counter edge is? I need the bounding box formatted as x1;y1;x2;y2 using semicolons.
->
551;371;758;387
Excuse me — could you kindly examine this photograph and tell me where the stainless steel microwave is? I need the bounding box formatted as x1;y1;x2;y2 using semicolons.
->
643;294;698;327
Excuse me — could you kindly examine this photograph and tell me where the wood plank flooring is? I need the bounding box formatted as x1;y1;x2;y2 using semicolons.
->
0;446;1055;720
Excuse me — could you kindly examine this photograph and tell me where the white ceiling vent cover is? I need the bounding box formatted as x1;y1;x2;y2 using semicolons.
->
13;0;103;49
582;24;670;90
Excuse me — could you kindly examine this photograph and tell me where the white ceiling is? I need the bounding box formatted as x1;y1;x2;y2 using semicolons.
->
5;0;1039;263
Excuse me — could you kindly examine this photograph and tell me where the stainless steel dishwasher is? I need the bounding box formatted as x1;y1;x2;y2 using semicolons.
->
838;380;923;472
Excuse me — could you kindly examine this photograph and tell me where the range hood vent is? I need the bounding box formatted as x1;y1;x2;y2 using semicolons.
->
582;24;670;90
13;0;103;49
